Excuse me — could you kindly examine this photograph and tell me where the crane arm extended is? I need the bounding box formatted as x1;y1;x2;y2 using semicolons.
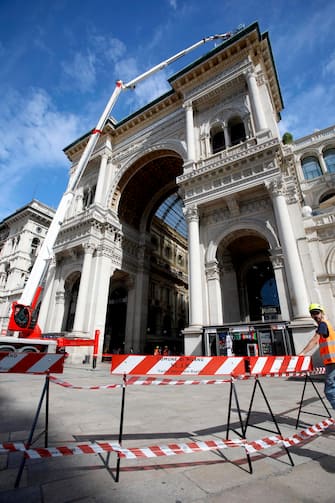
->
14;28;240;320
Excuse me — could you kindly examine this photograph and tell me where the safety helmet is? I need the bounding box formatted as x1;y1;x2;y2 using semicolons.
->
308;303;324;313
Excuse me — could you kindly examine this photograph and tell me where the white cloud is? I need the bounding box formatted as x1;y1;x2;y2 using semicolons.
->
62;51;97;93
168;0;177;9
323;51;335;76
91;34;127;64
0;87;82;219
133;73;171;107
280;81;335;139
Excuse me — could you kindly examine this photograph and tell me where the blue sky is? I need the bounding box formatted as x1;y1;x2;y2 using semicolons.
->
1;0;335;220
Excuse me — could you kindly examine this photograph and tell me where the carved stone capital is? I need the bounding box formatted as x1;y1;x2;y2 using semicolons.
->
183;205;199;223
205;260;220;280
183;100;193;111
82;242;96;255
269;249;284;269
265;176;285;197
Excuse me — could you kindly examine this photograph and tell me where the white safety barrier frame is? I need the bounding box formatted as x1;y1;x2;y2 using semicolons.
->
0;351;65;488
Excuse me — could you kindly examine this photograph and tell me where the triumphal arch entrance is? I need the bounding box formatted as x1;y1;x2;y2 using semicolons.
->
39;22;316;361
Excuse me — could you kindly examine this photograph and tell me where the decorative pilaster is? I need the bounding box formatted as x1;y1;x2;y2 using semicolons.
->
266;177;309;319
205;259;223;325
72;243;95;333
95;153;109;205
184;101;195;162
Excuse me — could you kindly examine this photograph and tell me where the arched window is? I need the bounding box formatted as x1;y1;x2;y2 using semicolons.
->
210;128;225;154
301;156;322;180
228;117;246;146
324;149;335;173
319;191;335;210
31;237;40;256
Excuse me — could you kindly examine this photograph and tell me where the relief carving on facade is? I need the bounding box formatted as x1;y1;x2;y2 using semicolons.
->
187;59;249;102
205;259;220;280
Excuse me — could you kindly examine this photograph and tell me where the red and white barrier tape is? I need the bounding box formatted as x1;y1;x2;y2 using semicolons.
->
1;419;333;459
49;376;122;390
49;369;326;391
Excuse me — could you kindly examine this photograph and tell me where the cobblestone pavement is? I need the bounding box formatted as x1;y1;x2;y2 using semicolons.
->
0;361;334;502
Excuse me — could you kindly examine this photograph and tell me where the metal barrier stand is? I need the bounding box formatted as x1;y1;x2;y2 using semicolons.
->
226;377;252;473
243;375;294;469
97;373;127;482
15;372;50;488
296;372;331;428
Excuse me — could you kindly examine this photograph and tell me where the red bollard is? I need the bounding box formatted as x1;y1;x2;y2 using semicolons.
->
92;329;100;369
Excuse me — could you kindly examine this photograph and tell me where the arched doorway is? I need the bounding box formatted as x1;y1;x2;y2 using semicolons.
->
246;261;279;321
213;231;290;357
114;149;187;353
63;274;80;331
104;286;128;354
217;231;281;322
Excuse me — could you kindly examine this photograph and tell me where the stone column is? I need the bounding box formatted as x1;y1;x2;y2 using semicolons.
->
317;152;327;174
72;243;95;334
184;101;195;162
184;205;203;327
266;178;309;319
90;246;114;356
95;153;109;205
205;259;223;325
223;122;230;148
245;69;267;132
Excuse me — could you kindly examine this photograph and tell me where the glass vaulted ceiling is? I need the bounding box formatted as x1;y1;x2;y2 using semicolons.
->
155;193;187;238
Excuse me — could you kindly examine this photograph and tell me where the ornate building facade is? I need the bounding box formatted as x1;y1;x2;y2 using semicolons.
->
0;200;54;332
1;23;335;361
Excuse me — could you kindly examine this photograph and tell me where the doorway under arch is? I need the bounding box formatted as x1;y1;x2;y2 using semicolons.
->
218;232;280;323
104;286;128;354
63;273;80;331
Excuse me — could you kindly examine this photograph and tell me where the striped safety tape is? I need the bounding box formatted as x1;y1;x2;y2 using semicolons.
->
49;376;122;390
49;368;326;391
1;419;333;459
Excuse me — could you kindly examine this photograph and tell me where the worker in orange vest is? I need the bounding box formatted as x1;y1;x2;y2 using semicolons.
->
154;346;161;356
163;345;169;356
299;303;335;410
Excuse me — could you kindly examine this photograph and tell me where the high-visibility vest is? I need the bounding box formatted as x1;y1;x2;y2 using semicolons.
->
319;320;335;365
